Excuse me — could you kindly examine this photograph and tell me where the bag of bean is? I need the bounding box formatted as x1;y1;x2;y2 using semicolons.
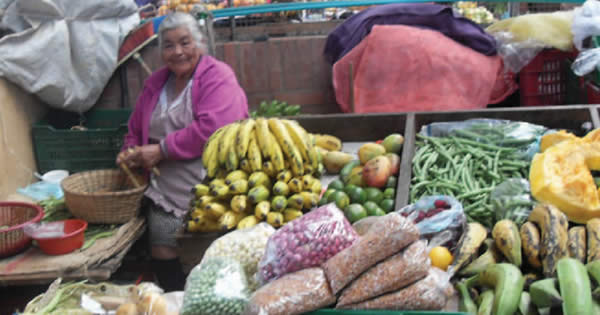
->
202;223;275;291
243;267;336;315
257;203;358;284
339;267;452;311
336;240;430;307
322;212;420;294
181;257;250;315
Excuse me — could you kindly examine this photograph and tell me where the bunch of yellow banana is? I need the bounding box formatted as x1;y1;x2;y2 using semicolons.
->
202;118;340;179
186;168;322;233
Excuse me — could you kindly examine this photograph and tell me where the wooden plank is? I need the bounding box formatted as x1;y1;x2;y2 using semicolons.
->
214;21;341;42
396;112;415;208
591;105;600;128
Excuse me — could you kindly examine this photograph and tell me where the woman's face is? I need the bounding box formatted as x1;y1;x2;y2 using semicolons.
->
161;26;202;78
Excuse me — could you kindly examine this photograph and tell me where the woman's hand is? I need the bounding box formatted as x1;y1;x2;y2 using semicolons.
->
116;145;163;170
137;144;164;170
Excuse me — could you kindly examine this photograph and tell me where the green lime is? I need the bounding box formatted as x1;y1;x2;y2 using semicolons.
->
371;207;387;216
344;184;358;195
328;179;345;191
333;191;350;210
344;204;368;223
383;188;396;200
322;189;336;202
348;187;367;204
363;201;379;215
380;199;395;213
386;176;398;188
365;187;384;204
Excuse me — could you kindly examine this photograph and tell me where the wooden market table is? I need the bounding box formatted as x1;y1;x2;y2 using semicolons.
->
177;104;600;268
0;216;146;287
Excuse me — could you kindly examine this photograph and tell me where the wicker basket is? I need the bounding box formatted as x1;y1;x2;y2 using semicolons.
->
0;202;44;258
61;169;148;224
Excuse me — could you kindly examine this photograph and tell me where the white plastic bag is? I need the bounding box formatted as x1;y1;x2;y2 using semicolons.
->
201;223;275;292
0;0;139;112
572;47;600;76
572;0;600;51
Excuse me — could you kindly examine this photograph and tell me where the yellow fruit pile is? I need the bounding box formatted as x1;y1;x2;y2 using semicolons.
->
187;118;342;233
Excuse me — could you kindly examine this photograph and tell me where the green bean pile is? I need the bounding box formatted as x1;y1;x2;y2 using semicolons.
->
411;132;532;228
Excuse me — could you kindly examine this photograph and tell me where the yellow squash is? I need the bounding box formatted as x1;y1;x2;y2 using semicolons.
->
530;129;600;223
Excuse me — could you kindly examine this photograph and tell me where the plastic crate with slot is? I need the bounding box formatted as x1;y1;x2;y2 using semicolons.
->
32;109;132;174
519;49;575;106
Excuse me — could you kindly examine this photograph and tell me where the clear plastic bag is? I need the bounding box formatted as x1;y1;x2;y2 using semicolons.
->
492;31;546;73
202;223;275;292
243;267;336;315
181;257;250;315
257;204;358;284
572;0;600;51
23;221;65;239
322;213;419;295
491;178;536;226
336;240;430;307
397;195;466;236
340;267;451;311
419;118;548;160
572;47;600;76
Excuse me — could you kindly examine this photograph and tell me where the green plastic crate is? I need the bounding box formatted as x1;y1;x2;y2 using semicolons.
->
305;310;467;315
32;108;132;174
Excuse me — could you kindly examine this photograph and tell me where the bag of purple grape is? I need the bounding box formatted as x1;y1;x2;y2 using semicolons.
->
397;195;465;236
257;203;359;284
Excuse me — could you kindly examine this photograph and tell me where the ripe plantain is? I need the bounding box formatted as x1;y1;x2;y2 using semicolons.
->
230;195;249;213
268;118;304;176
225;170;248;185
248;186;270;204
299;191;318;209
237;215;259;230
209;183;230;200
239;158;252;174
272;181;290;196
191;184;209;198
204;202;227;219
288;177;303;194
228;179;249;195
588;218;600;263
219;210;245;230
528;203;569;277
447;222;488;277
271;195;288;212
217;122;240;167
262;161;277;178
267;132;286;172
254;201;270;220
459;239;502;276
248;172;271;189
282;119;311;163
283;209;303;222
202;126;226;176
568;226;586;263
492;220;521;266
287;193;305;210
236;119;256;159
267;211;284;227
255;118;273;160
225;146;239;171
520;222;542;269
314;134;342;151
276;170;292;183
247;134;263;172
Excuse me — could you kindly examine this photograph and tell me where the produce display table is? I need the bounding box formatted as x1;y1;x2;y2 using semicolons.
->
0;217;146;286
177;105;600;269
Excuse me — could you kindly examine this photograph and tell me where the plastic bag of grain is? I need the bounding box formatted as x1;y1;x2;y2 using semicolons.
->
202;223;275;291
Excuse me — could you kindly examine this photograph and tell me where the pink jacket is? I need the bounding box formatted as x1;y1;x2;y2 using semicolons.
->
122;55;248;160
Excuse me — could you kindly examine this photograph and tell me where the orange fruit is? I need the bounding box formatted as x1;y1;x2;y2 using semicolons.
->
429;246;453;271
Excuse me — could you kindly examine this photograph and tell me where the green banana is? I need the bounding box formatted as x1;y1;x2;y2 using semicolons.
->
529;279;562;308
518;292;539;315
557;257;593;315
587;260;600;299
465;263;524;315
457;282;477;315
340;160;360;183
477;290;494;315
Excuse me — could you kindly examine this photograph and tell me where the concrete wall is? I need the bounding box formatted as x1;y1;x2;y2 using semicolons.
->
96;35;340;114
0;78;46;200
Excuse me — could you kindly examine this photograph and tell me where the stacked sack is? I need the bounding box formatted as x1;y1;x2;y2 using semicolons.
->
244;208;454;315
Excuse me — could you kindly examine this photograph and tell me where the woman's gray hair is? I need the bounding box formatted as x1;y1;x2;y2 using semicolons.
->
158;12;207;53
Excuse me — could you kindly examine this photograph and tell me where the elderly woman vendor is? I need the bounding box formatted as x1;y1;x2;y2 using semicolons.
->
117;12;248;290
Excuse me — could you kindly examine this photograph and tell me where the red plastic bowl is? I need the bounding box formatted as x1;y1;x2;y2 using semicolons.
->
35;219;88;255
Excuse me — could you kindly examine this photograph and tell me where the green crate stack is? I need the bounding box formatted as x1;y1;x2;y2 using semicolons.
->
32;108;132;174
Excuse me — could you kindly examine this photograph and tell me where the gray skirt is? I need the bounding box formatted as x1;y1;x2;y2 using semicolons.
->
147;201;185;248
